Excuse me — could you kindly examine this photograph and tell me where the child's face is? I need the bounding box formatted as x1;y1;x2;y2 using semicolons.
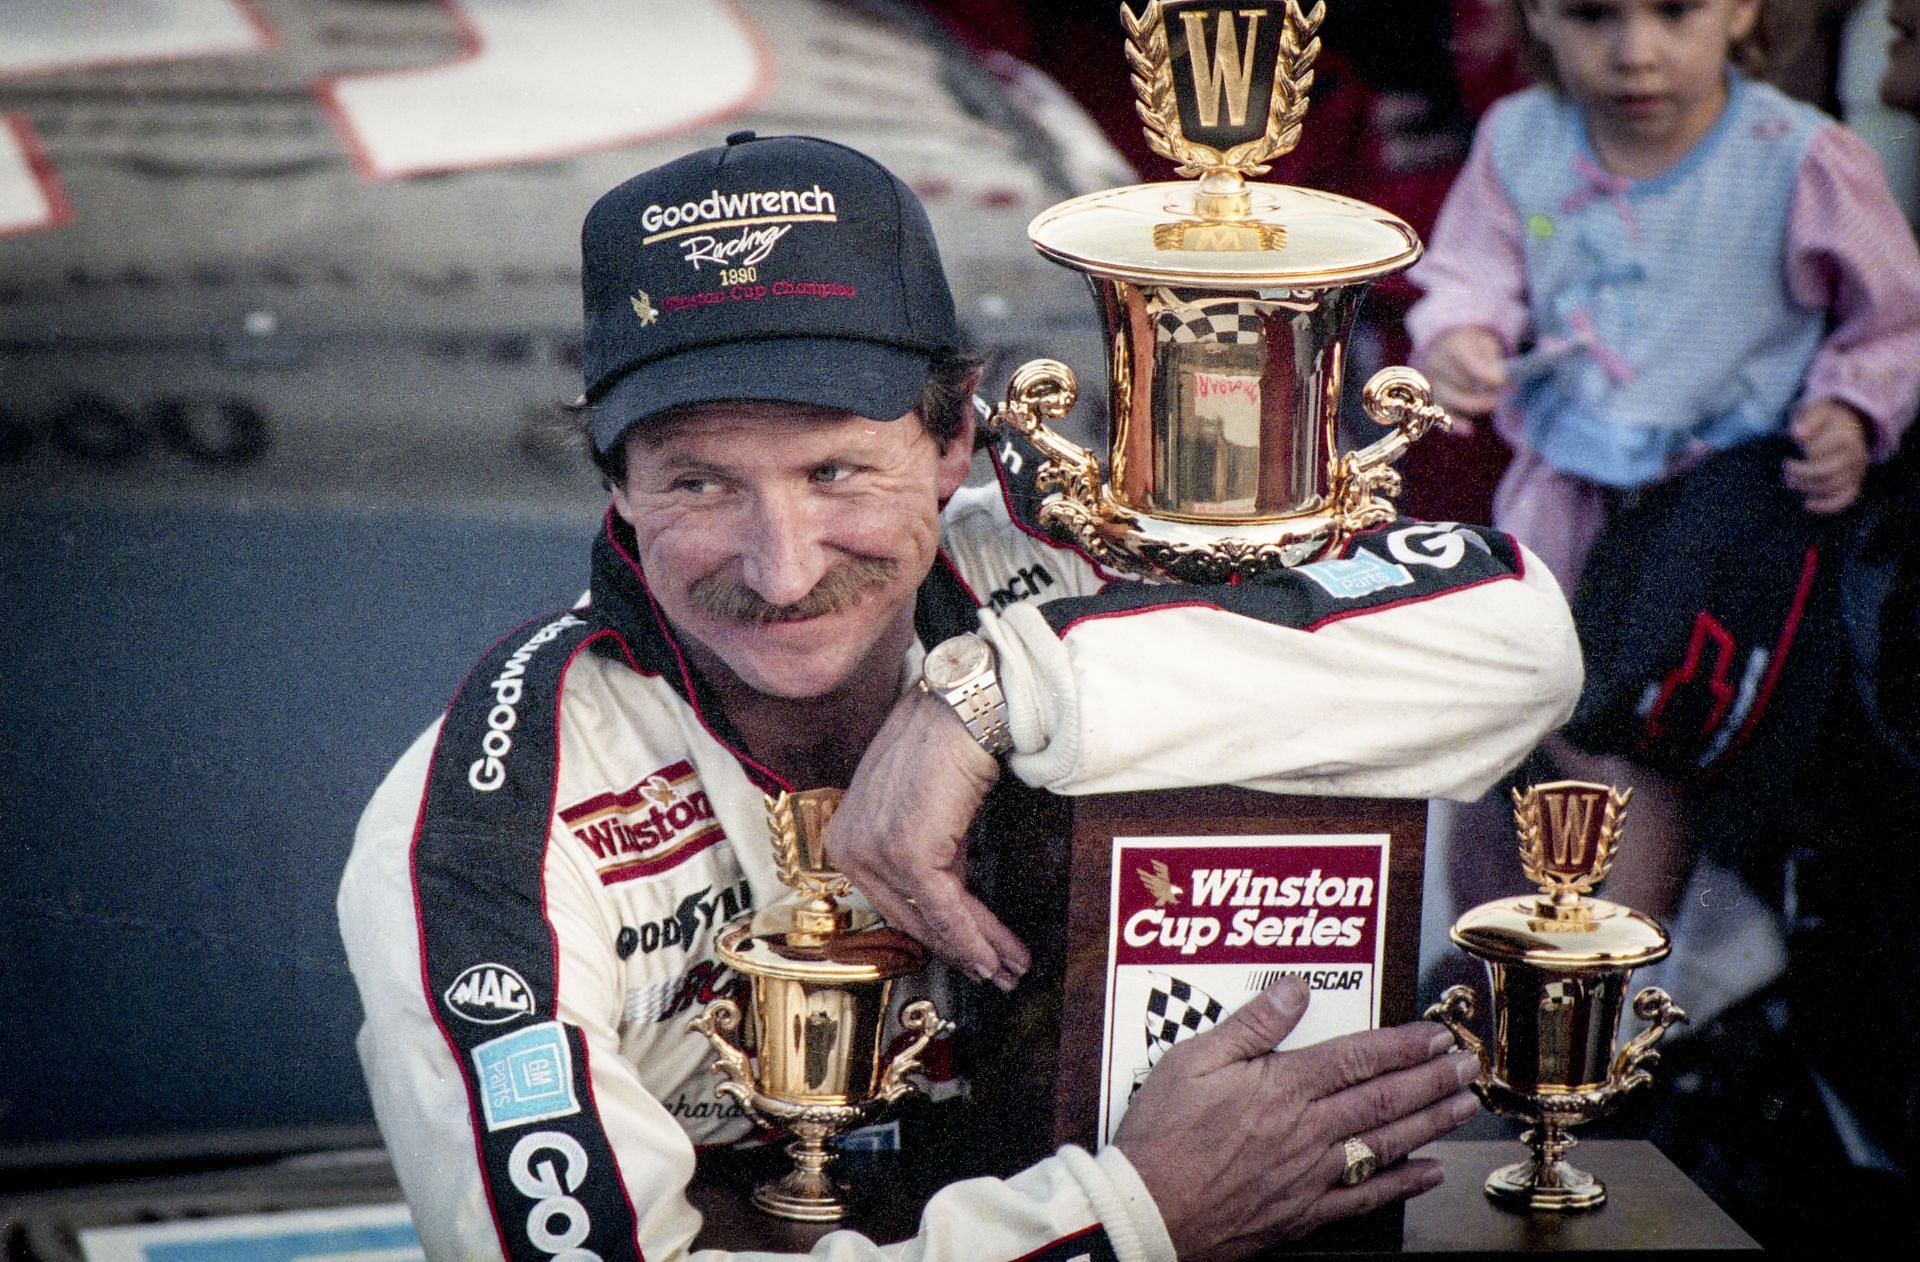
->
1522;0;1762;173
1886;0;1920;114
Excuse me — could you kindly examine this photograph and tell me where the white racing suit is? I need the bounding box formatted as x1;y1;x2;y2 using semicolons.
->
339;431;1582;1262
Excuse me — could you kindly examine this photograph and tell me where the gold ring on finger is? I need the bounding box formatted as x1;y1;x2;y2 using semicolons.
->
1339;1135;1380;1187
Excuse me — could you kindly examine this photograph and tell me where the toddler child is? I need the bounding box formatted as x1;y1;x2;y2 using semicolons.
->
1408;0;1920;922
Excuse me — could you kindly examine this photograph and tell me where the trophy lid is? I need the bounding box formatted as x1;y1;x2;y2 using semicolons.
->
1449;895;1671;971
715;905;928;985
1028;181;1420;288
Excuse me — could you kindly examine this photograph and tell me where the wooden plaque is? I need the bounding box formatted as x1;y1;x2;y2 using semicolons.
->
1056;787;1427;1150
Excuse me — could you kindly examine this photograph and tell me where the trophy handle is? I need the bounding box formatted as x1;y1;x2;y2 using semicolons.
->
1330;366;1453;529
1421;984;1490;1076
1607;986;1688;1094
873;999;956;1107
990;358;1112;523
690;998;768;1124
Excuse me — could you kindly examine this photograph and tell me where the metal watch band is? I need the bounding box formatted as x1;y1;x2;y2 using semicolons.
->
944;675;1013;756
918;638;1014;757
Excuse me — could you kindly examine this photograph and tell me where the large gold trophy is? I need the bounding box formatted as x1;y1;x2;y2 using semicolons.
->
1424;782;1688;1211
992;0;1450;581
690;789;954;1222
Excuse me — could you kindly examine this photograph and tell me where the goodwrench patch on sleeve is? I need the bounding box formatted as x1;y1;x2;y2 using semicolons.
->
412;608;646;1261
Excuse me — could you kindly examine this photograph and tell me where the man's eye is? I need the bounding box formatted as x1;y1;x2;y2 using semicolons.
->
809;464;852;484
1564;3;1611;23
671;476;718;494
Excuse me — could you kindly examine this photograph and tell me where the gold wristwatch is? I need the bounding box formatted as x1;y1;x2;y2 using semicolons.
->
918;633;1014;756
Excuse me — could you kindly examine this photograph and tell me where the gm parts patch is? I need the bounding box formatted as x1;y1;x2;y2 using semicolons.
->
474;1021;581;1132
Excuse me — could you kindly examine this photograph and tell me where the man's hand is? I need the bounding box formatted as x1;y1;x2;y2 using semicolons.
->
1114;978;1478;1260
824;688;1029;990
1783;399;1871;515
1418;327;1508;433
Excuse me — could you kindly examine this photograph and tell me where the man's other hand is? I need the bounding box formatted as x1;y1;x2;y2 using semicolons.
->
825;688;1028;990
1114;977;1479;1260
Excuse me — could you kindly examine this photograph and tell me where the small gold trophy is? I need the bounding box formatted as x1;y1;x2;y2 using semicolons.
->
991;0;1450;581
1424;782;1688;1211
690;789;953;1222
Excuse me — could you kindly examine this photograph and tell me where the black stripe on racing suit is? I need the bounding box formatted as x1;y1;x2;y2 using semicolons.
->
413;609;649;1261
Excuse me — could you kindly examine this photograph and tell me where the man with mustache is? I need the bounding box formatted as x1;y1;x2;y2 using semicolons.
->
340;133;1582;1262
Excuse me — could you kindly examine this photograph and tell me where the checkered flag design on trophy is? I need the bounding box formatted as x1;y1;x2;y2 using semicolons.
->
1155;300;1265;346
1130;973;1228;1099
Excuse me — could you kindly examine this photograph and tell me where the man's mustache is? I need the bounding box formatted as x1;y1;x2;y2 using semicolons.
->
687;556;899;624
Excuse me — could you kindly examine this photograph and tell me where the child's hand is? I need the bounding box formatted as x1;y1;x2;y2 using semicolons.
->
1783;399;1871;515
1418;328;1507;435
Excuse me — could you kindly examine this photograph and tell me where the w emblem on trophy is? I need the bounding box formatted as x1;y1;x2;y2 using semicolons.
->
1514;780;1631;896
1125;0;1322;176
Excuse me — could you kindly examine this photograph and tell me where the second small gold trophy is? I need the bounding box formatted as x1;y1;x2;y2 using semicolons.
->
1426;782;1688;1211
691;789;953;1221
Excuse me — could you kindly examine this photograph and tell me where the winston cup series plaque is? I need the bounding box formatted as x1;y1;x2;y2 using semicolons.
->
1054;792;1426;1150
1098;833;1390;1142
1003;0;1434;1164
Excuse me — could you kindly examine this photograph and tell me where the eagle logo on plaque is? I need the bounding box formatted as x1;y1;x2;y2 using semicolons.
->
1137;859;1184;907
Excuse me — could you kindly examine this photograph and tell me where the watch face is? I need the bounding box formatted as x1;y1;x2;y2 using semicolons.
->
927;634;991;688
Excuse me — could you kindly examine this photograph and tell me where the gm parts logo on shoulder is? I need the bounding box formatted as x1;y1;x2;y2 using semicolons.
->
468;613;584;794
474;1021;581;1132
560;760;726;885
444;962;536;1025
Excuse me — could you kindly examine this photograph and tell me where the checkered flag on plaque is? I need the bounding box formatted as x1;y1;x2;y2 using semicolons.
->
1156;301;1265;346
1130;973;1228;1101
1143;973;1227;1065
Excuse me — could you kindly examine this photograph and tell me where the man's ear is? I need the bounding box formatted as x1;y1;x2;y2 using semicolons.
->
605;430;644;525
935;406;977;500
609;484;635;527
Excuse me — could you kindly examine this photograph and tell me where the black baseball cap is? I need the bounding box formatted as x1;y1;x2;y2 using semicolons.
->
581;132;961;454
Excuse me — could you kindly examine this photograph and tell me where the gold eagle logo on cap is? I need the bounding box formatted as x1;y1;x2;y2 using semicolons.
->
630;290;658;326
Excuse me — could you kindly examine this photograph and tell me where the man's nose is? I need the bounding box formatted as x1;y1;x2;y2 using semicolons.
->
738;488;831;607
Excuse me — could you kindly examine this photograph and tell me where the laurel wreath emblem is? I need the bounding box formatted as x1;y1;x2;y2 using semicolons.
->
1124;0;1325;178
766;790;851;901
1513;783;1631;896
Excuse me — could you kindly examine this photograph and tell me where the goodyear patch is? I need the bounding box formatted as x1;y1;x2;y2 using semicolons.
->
473;1020;580;1132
